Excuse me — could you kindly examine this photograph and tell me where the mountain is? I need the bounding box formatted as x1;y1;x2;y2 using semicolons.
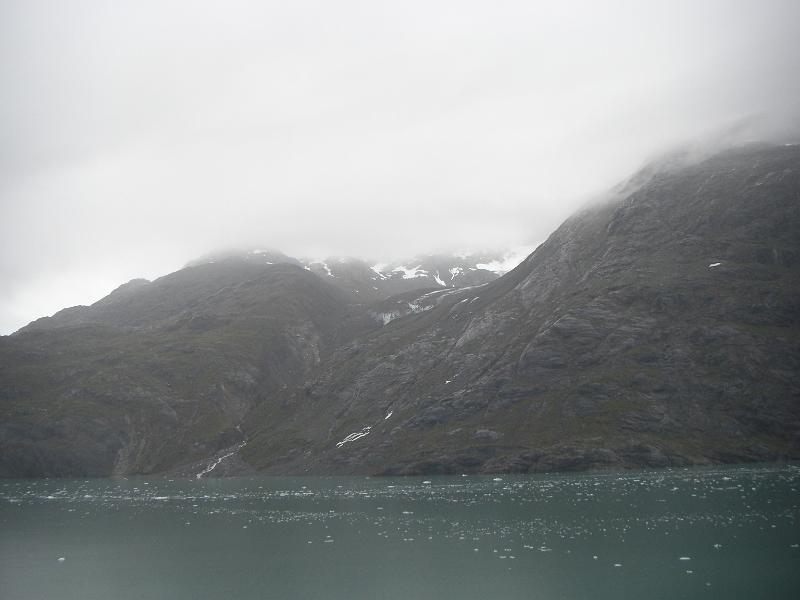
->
187;249;519;303
1;143;799;477
1;262;357;476
240;143;800;474
0;249;521;477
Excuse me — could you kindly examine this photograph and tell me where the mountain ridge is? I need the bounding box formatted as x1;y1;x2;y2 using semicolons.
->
2;143;799;478
17;249;526;334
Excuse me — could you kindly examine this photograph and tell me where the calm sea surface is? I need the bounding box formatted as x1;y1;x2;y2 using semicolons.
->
2;465;799;599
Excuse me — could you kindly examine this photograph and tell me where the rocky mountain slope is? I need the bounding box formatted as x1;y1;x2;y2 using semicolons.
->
241;143;800;474
0;263;357;476
0;249;518;477
1;143;798;477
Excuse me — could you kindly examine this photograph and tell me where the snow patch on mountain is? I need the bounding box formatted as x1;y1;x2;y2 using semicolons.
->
475;244;540;274
392;265;429;279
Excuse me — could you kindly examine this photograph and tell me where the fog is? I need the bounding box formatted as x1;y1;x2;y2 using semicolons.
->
2;0;799;334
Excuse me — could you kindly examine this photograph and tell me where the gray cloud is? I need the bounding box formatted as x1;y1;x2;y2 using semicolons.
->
2;0;799;333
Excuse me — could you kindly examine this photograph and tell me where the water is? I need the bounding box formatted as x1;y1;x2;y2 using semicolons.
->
2;465;799;599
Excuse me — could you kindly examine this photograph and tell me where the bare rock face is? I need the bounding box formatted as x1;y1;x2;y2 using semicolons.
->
2;143;799;477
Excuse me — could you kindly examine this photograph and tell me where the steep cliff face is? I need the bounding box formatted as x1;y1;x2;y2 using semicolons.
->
2;144;799;478
241;144;800;474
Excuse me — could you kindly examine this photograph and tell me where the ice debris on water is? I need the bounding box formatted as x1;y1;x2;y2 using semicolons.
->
4;462;798;590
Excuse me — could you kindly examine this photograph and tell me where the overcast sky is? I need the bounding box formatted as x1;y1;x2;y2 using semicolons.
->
1;0;799;334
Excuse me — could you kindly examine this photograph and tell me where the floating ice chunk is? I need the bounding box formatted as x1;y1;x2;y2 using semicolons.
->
433;271;446;286
708;262;722;268
445;380;451;384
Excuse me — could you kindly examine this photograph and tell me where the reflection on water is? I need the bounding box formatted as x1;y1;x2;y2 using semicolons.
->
2;465;799;599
